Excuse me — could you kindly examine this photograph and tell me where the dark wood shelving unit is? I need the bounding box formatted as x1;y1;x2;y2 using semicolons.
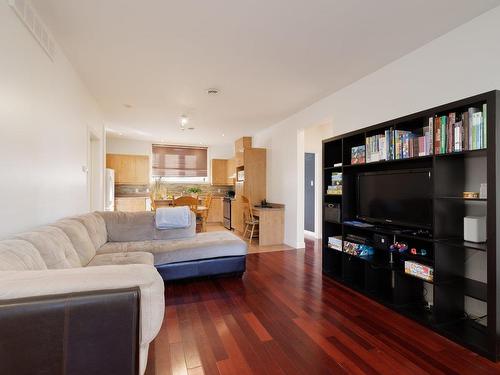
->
322;90;499;360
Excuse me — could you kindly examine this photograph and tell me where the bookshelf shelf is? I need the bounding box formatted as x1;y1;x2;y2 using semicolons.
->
464;278;487;302
437;238;487;252
343;155;432;169
322;90;499;361
434;148;487;158
435;196;487;202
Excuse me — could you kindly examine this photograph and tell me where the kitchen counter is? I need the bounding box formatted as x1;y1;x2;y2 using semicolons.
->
115;193;151;198
252;203;284;246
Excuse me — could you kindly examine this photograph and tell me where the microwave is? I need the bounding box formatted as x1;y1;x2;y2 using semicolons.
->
237;170;245;181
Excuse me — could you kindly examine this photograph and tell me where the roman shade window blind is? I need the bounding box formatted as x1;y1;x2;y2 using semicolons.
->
152;145;208;177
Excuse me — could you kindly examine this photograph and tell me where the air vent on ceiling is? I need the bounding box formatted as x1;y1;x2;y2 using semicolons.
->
9;0;56;60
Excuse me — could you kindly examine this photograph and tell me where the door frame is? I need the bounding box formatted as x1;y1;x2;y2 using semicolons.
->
87;127;103;212
304;152;315;235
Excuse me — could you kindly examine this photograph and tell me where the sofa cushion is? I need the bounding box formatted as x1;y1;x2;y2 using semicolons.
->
98;211;154;242
51;219;96;266
72;213;107;250
100;231;247;265
99;241;153;254
87;252;154;267
153;211;196;241
0;240;47;271
15;227;81;269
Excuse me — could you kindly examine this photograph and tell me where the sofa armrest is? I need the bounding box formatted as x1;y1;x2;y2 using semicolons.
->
0;264;165;346
0;288;140;375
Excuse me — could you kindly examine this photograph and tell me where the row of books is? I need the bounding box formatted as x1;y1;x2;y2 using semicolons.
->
434;105;487;153
351;105;487;164
326;172;342;195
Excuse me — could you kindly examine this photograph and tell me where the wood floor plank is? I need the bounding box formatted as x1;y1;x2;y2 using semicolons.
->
145;238;500;375
243;312;273;342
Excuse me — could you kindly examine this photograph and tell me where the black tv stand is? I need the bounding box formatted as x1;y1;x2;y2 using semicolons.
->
323;91;499;360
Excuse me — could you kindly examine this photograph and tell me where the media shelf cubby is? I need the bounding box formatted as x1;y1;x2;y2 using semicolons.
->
322;90;499;360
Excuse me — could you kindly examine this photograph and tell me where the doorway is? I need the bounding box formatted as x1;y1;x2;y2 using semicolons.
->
304;153;315;233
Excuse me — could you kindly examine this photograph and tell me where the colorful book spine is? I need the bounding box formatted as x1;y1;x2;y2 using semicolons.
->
440;116;447;154
483;104;487;148
434;116;440;154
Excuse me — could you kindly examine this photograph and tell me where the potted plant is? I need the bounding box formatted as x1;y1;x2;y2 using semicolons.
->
186;186;203;197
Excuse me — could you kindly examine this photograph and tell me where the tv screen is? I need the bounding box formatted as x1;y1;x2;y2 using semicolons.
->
357;169;432;228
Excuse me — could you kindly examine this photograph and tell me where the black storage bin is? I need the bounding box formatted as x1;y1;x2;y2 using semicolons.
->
324;203;341;223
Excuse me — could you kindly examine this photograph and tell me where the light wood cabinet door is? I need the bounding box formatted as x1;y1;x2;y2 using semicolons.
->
234;137;252;167
115;197;147;212
107;154;150;185
243;148;266;205
231;198;244;233
207;197;223;223
226;158;235;184
211;159;229;185
134;156;150;184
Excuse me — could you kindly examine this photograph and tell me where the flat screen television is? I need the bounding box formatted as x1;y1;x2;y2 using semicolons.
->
357;169;433;229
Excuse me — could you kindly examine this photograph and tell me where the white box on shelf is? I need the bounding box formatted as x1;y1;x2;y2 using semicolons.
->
464;216;486;243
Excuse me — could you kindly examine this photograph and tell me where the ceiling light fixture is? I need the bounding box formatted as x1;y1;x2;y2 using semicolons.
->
180;115;188;130
222;133;225;137
206;88;220;95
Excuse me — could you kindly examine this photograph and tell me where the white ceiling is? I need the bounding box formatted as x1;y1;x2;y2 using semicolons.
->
34;0;500;146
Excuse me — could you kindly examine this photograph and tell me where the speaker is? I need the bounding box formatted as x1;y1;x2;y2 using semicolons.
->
464;216;486;243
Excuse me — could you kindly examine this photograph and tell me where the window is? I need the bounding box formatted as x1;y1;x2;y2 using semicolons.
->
152;145;208;181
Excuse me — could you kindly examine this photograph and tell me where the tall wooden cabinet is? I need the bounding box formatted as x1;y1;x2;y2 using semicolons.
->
232;138;267;233
235;137;252;167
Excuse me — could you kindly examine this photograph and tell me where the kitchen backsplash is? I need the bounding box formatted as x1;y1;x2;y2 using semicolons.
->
116;183;233;197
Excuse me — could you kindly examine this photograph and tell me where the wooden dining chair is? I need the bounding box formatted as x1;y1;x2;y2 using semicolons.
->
173;196;198;211
241;195;259;244
173;196;201;232
200;193;213;232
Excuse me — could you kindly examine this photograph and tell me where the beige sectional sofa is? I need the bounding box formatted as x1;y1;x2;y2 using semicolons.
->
0;210;247;374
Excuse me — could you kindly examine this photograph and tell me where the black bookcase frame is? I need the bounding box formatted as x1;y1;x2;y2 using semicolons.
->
322;90;499;360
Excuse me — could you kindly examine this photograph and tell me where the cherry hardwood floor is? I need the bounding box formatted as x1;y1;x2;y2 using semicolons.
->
145;239;500;375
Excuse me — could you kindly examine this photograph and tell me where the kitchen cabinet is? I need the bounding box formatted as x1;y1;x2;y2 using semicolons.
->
115;197;148;212
207;197;224;223
234;137;252;167
106;154;150;185
231;198;244;232
211;159;231;186
226;158;235;184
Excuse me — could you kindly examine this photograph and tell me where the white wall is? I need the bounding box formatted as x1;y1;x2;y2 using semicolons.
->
254;6;500;248
0;3;104;238
106;137;153;156
107;137;234;159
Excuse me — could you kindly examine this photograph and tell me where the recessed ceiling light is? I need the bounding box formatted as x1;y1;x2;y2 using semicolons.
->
222;133;225;137
118;132;123;136
206;88;220;95
180;115;188;126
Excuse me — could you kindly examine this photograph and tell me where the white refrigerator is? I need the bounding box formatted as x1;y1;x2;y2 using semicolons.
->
105;168;115;211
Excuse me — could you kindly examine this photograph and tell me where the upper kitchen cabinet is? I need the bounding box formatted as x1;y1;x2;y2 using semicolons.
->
234;137;252;167
106;154;150;185
211;159;233;186
226;158;235;183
